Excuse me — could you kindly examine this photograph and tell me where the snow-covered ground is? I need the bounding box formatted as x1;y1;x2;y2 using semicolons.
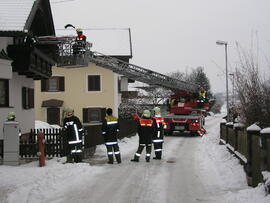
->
0;114;269;203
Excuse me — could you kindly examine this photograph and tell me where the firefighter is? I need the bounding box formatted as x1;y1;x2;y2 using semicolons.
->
63;108;83;163
102;108;121;164
197;87;207;108
131;110;157;162
73;28;87;55
198;87;207;100
152;107;165;159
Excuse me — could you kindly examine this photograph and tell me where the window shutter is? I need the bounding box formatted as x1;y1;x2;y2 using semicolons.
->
59;77;65;91
22;87;27;109
83;108;89;123
41;80;47;92
28;88;34;108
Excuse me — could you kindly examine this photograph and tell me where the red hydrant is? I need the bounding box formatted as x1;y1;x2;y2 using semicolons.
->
37;132;45;167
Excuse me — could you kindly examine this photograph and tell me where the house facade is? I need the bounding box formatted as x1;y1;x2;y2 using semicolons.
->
0;0;55;140
35;64;124;125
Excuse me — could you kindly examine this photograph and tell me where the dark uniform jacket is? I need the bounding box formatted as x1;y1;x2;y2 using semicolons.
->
102;115;119;143
137;116;157;144
152;115;164;140
63;115;83;144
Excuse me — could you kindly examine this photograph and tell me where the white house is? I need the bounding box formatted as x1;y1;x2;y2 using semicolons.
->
0;0;56;142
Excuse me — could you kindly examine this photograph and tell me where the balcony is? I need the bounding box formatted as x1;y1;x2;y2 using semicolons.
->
7;45;55;80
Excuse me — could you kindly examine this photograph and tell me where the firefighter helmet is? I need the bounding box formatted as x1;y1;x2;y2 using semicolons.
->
142;110;151;118
153;107;161;115
76;28;83;33
65;108;74;117
7;112;16;120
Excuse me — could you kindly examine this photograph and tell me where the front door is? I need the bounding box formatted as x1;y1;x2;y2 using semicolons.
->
47;108;60;125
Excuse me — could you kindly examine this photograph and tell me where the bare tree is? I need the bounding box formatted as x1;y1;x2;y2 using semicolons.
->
234;43;270;127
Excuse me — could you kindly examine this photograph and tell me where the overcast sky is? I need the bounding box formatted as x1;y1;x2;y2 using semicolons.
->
51;0;270;93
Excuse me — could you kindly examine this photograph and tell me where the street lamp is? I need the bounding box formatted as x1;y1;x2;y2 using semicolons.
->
229;73;235;106
216;40;229;119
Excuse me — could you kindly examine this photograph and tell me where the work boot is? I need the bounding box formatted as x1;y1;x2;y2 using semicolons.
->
130;155;139;162
108;154;114;164
115;154;121;164
66;155;73;163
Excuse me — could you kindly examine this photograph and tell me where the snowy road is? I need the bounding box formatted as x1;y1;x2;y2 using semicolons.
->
1;114;269;203
46;115;243;203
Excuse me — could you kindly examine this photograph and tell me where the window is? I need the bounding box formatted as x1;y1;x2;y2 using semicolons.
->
83;108;106;123
41;76;65;92
22;87;34;109
88;75;101;91
0;79;9;107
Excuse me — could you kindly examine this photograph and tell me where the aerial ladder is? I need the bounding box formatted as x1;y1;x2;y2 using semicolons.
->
37;35;199;93
38;36;208;136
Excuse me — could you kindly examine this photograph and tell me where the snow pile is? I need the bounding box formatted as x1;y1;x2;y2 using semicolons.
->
0;159;105;203
35;120;61;129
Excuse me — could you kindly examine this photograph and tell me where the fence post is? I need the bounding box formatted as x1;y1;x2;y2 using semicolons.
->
226;122;234;145
37;131;45;167
246;124;263;187
220;119;226;145
234;123;245;152
260;128;270;172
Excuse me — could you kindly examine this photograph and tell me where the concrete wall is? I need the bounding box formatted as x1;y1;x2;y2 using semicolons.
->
35;63;121;123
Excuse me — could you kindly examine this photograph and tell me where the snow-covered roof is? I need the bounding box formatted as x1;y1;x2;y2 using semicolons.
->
0;0;36;32
56;28;132;56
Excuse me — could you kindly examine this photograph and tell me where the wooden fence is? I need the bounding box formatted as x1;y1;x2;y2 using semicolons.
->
20;128;67;158
18;119;137;159
220;122;270;192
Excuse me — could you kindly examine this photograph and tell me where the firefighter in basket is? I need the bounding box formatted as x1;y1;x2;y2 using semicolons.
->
102;108;121;164
152;107;165;160
131;110;157;162
63;108;83;163
72;28;87;55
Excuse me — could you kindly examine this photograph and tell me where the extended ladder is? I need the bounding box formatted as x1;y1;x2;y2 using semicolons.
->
37;36;199;93
88;51;199;93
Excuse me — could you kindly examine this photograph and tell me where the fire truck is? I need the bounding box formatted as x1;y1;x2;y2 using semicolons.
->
164;90;208;136
37;35;209;136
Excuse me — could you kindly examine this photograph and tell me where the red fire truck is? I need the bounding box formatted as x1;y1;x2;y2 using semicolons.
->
164;90;208;136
